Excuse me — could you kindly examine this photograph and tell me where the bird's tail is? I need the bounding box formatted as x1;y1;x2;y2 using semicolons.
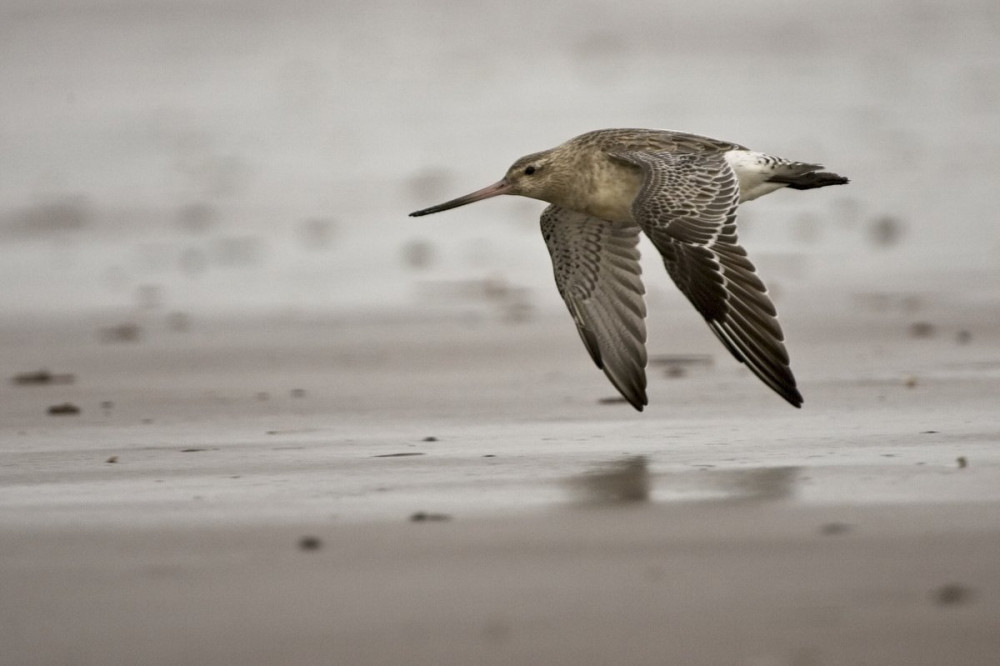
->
768;171;849;190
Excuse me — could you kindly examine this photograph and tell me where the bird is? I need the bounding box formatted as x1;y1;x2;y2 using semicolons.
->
409;128;848;411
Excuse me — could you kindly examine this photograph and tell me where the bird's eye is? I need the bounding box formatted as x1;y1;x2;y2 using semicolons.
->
523;165;536;175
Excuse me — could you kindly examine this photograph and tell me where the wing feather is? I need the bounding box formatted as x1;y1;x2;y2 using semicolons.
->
612;150;803;407
541;205;649;410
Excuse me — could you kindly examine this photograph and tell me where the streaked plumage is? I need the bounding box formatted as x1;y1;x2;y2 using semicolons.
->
410;128;848;411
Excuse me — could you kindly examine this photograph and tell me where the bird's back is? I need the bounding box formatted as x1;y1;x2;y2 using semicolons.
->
567;128;746;156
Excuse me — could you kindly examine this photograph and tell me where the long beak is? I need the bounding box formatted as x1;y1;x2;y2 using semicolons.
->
409;180;510;217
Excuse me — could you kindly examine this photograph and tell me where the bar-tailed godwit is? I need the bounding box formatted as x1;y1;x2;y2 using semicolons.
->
410;128;848;411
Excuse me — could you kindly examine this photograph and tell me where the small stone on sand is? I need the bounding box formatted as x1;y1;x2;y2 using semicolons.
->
819;522;852;536
12;370;75;386
410;511;451;522
932;583;974;606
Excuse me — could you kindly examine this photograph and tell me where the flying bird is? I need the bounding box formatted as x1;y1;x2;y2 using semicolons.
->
410;128;848;411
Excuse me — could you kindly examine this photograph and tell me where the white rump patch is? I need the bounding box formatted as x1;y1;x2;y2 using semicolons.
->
724;150;788;202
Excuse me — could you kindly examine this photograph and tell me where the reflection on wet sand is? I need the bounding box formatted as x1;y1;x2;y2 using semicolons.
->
571;456;798;505
571;455;651;504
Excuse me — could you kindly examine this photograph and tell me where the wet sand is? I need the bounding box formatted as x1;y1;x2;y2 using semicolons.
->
2;301;999;665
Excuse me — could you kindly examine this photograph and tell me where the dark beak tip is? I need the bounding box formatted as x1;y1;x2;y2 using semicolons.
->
408;179;509;219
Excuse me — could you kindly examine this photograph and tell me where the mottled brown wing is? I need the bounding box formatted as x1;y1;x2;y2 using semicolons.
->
540;205;648;411
613;150;803;407
573;128;746;155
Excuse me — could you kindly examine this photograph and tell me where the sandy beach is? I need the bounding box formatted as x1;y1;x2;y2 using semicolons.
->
2;300;999;665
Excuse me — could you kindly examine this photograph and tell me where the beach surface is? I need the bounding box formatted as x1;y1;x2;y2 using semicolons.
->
2;299;999;665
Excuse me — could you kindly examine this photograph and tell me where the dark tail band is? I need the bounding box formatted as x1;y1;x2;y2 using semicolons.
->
769;171;850;190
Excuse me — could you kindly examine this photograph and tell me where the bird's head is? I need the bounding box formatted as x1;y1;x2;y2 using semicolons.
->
409;149;562;217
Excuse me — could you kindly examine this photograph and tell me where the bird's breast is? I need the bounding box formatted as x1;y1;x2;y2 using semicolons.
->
562;161;644;224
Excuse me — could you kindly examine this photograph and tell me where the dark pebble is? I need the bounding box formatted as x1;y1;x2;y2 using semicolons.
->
12;370;76;386
933;583;974;606
410;511;451;522
819;522;852;536
908;321;935;338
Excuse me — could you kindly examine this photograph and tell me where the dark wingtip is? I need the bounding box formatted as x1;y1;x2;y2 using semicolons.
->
785;388;804;409
629;390;649;412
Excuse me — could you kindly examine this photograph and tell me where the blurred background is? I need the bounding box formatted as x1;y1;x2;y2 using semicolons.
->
2;0;998;321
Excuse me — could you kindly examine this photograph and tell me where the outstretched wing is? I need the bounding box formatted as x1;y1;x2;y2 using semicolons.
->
540;205;648;411
612;150;803;407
